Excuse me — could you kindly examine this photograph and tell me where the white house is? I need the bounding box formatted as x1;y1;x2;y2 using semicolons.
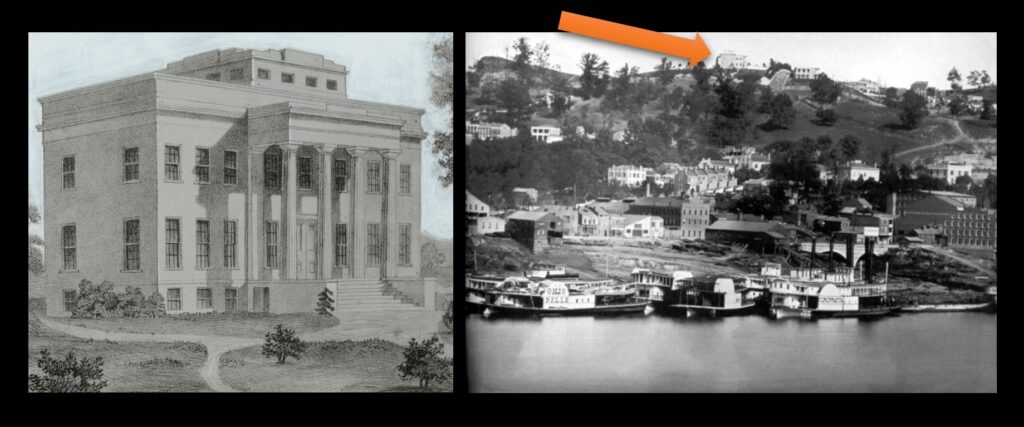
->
927;161;973;185
622;215;664;238
608;165;651;188
837;160;880;182
531;126;563;143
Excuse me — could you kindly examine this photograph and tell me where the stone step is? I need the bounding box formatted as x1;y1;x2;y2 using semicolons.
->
337;298;405;305
335;305;428;311
335;285;387;292
334;290;391;297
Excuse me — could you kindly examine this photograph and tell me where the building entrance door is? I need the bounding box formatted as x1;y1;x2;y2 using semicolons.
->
253;287;270;313
297;221;318;280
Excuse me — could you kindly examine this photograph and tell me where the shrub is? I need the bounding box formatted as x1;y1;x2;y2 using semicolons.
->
315;288;335;318
261;324;308;364
168;341;207;355
396;336;453;389
129;358;184;368
72;280;165;318
28;349;107;392
441;297;453;334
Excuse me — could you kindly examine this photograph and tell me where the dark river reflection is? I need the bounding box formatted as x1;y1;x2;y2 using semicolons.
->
467;312;996;392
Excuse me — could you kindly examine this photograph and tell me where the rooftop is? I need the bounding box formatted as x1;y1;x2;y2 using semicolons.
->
507;211;560;222
708;219;786;233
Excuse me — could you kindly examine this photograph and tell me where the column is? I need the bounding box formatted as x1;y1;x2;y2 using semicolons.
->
247;148;264;281
284;144;299;280
319;146;333;280
382;150;401;279
347;147;369;279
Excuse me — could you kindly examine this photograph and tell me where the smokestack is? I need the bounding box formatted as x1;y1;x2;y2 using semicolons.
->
846;236;855;268
811;237;817;267
829;236;834;273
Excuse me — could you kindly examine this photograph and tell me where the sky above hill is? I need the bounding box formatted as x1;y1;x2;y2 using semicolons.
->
29;33;453;239
468;32;996;91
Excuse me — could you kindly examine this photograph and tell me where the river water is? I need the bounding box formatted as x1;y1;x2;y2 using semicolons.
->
466;312;996;392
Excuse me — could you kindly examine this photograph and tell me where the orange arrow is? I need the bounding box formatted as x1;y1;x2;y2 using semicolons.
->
557;11;711;67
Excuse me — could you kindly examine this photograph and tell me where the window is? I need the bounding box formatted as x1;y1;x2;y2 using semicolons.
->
229;68;243;80
400;164;411;195
335;224;348;267
306;76;317;87
62;224;76;271
197;288;212;309
264;148;281;190
266;221;279;268
257;68;270;80
124;219;140;271
399;224;411;265
166;219;181;269
165;146;180;181
225;289;237;312
223;150;237;185
298;156;313;189
167;288;182;311
224;220;236;268
62;156;75;189
327;80;338;90
124;148;139;182
63;290;76;313
281;73;294;83
334;158;348;192
367;223;381;266
206;72;221;81
196;220;210;269
367;161;382;193
195;148;210;184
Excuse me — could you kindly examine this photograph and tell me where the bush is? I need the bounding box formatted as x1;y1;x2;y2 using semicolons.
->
28;349;107;392
815;108;837;126
396;336;453;389
315;288;335;318
261;324;308;364
129;358;184;368
72;280;164;318
168;341;207;355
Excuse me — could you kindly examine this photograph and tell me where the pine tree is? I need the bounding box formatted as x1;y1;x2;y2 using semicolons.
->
315;288;335;317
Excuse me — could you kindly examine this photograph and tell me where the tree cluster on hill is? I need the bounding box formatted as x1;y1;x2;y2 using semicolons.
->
898;90;929;129
809;73;841;104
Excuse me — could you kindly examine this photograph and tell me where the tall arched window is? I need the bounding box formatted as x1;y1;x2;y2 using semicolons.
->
264;146;282;190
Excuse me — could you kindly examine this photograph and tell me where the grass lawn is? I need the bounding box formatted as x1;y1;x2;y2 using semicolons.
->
220;338;453;392
29;315;209;392
53;312;340;338
960;118;997;140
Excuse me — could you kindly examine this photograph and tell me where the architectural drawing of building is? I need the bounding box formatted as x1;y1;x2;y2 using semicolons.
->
39;48;430;316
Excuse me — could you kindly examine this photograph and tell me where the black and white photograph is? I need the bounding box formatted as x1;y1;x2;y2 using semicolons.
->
464;31;996;393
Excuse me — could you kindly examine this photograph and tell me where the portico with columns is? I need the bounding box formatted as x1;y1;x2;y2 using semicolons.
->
242;101;425;313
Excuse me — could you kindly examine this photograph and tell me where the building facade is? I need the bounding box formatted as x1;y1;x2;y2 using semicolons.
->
608;165;651;188
680;200;712;240
926;161;973;185
41;48;427;317
837;160;880;182
793;67;821;80
531;126;563;143
622;215;664;238
466;121;517;141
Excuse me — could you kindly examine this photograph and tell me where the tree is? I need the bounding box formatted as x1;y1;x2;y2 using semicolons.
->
947;68;962;92
396;336;453;389
29;350;107;392
496;78;534;128
954;174;973;193
578;53;610;100
441;297;453;334
655;57;675;86
967;70;981;89
980;71;991;88
814;108;837;126
761;93;795;130
466;58;484;91
261;324;308;364
707;78;758;146
980;99;996;121
898;90;929;129
73;280;118;318
315;288;335;318
883;87;900;108
429;34;453;188
29;201;44;276
421;242;446;275
840;135;860;162
809;73;841;104
510;37;533;82
947;94;968;116
550;92;573;117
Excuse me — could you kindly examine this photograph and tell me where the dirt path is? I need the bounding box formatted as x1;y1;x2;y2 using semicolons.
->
894;116;995;160
33;309;448;391
35;314;260;392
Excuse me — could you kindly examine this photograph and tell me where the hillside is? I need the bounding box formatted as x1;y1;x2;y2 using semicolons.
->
473;56;579;88
469;55;985;167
